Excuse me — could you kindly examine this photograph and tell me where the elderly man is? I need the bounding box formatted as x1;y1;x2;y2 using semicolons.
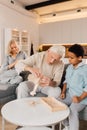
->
16;45;65;98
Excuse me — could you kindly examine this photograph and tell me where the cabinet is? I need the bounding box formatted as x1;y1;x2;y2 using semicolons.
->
21;31;29;55
37;43;87;58
4;28;31;56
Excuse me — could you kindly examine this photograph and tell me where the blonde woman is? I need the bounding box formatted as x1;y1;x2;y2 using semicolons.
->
1;39;27;71
0;40;27;85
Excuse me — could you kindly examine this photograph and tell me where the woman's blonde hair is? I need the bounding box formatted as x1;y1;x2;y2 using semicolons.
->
7;39;20;55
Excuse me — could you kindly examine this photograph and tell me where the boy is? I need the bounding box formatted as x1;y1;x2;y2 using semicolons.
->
59;44;87;130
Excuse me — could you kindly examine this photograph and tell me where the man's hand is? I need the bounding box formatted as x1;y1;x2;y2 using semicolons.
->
40;76;51;86
39;76;56;87
30;68;42;78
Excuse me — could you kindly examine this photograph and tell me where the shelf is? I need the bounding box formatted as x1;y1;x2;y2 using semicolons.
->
5;28;30;56
38;43;87;58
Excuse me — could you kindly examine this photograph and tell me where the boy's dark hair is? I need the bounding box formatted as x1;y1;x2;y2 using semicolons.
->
68;44;84;57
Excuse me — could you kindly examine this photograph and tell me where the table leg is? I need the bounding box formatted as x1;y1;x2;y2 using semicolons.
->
59;122;62;130
2;116;5;130
52;125;55;130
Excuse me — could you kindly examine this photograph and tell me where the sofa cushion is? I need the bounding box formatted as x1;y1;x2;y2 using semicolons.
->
20;71;31;81
79;107;87;120
0;83;18;98
0;95;16;104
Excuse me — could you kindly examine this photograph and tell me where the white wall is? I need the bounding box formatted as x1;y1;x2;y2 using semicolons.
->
0;2;39;65
1;1;87;65
39;18;87;44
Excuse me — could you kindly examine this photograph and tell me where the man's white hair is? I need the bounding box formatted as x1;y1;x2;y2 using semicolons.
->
49;45;65;58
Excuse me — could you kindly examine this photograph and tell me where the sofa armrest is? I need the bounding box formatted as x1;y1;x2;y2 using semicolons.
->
20;71;31;81
59;64;69;89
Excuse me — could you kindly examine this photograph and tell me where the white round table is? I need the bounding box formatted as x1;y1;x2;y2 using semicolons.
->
1;97;70;130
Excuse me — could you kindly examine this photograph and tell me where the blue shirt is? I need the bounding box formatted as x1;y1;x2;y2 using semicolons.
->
65;62;87;105
1;51;27;71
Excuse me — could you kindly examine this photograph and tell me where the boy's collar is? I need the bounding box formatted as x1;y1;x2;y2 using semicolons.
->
71;61;84;69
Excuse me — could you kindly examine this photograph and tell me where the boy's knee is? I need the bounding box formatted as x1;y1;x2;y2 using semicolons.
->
70;103;79;115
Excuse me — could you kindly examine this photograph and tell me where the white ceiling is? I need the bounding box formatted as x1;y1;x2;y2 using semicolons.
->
16;0;87;15
0;0;87;24
13;0;87;23
16;0;48;6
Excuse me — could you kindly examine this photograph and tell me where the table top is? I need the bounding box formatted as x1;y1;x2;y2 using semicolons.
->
1;97;70;127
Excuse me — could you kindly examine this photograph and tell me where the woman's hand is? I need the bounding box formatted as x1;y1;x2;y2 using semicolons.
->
8;60;18;69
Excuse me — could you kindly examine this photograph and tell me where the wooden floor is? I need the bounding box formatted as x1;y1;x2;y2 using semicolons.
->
0;105;87;130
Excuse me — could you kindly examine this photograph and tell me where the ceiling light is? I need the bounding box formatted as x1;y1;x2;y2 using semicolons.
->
38;8;87;24
53;13;56;16
77;9;81;12
11;0;15;4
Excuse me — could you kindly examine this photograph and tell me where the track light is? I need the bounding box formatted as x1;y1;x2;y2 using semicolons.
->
77;9;81;12
53;13;56;16
11;0;15;4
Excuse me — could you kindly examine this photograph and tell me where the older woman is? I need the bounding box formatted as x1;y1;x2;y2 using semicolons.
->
0;39;27;84
1;39;27;71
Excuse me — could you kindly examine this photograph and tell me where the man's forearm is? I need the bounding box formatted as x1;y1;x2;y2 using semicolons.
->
24;66;31;71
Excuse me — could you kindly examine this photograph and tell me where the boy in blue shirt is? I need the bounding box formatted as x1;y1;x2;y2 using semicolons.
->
59;44;87;130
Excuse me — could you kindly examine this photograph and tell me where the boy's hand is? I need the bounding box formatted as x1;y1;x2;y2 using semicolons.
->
72;96;81;103
60;92;66;99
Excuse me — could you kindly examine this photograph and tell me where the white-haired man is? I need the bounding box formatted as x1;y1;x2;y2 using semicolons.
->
16;45;65;98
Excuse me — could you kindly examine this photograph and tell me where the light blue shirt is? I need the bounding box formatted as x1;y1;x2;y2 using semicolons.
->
1;51;27;71
65;62;87;105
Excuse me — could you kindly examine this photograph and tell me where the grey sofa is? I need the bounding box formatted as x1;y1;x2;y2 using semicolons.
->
0;65;87;121
0;71;46;104
0;83;17;104
0;71;29;104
